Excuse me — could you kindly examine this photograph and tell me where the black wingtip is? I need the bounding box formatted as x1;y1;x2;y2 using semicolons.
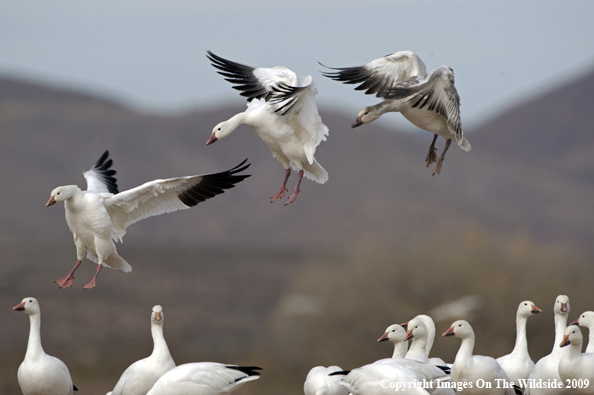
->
328;370;350;376
92;150;119;194
73;384;79;391
226;365;263;377
177;160;251;208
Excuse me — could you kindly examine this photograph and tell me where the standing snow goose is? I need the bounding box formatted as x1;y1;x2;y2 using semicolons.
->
46;151;250;289
570;311;594;353
321;51;469;175
402;314;449;366
13;297;78;395
108;305;175;395
377;324;408;359
206;51;329;205
443;320;517;395
558;325;594;393
525;295;570;395
146;363;261;395
304;366;349;395
496;301;542;389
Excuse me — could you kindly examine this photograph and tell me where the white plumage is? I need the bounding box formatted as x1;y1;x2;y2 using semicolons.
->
304;366;349;395
496;301;542;388
206;51;329;205
558;325;594;394
108;305;175;395
146;363;261;395
322;50;469;175
443;320;516;395
377;324;408;359
13;297;78;395
525;295;571;395
571;311;594;353
46;151;250;289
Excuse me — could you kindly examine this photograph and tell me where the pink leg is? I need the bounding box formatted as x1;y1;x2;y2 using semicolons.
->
270;169;291;203
83;264;103;290
285;170;304;206
55;260;82;288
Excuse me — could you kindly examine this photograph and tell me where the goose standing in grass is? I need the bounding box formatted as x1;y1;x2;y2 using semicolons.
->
496;301;542;390
558;325;594;394
304;366;349;395
570;311;594;353
107;305;175;395
13;297;78;395
377;324;408;359
443;320;517;395
46;151;250;289
525;295;571;395
321;51;469;175
206;51;329;205
146;363;261;395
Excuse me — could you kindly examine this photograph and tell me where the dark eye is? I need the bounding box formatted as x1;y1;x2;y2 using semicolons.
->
458;324;462;327
57;192;60;195
391;330;395;332
29;299;32;302
218;128;221;131
524;303;528;305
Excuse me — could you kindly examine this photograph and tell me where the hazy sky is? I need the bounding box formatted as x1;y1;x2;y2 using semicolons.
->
1;0;593;127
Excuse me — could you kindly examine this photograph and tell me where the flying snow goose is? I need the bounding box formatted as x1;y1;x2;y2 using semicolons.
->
558;325;594;392
525;295;570;395
329;359;451;395
321;51;469;175
46;151;250;289
443;320;517;395
377;324;408;359
402;314;448;366
146;363;261;395
570;311;594;353
108;305;175;395
304;366;349;395
206;51;329;205
496;301;542;387
13;297;78;395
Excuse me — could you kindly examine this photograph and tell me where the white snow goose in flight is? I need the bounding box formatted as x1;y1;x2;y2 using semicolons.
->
13;297;78;395
206;51;329;205
321;50;470;175
46;151;250;289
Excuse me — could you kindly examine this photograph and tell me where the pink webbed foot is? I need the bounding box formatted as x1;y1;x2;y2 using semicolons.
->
284;189;300;206
55;275;75;289
82;279;97;290
284;170;304;206
56;259;82;289
82;264;103;290
270;186;288;203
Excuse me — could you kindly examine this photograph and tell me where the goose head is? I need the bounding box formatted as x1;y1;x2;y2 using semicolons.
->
560;325;583;348
46;185;79;207
152;305;164;324
352;107;381;128
13;297;40;316
519;300;542;317
404;317;428;341
377;324;407;344
207;120;236;145
442;320;473;339
554;295;570;315
571;311;594;327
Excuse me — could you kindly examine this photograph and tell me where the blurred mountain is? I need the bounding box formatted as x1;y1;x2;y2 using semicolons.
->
1;72;593;395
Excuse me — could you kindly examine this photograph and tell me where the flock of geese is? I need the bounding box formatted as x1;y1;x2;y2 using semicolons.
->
12;296;594;394
9;50;589;394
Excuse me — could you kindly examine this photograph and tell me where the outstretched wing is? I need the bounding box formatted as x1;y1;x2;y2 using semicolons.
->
268;76;329;162
320;51;427;98
83;150;119;194
386;66;462;142
207;51;298;101
104;160;250;241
